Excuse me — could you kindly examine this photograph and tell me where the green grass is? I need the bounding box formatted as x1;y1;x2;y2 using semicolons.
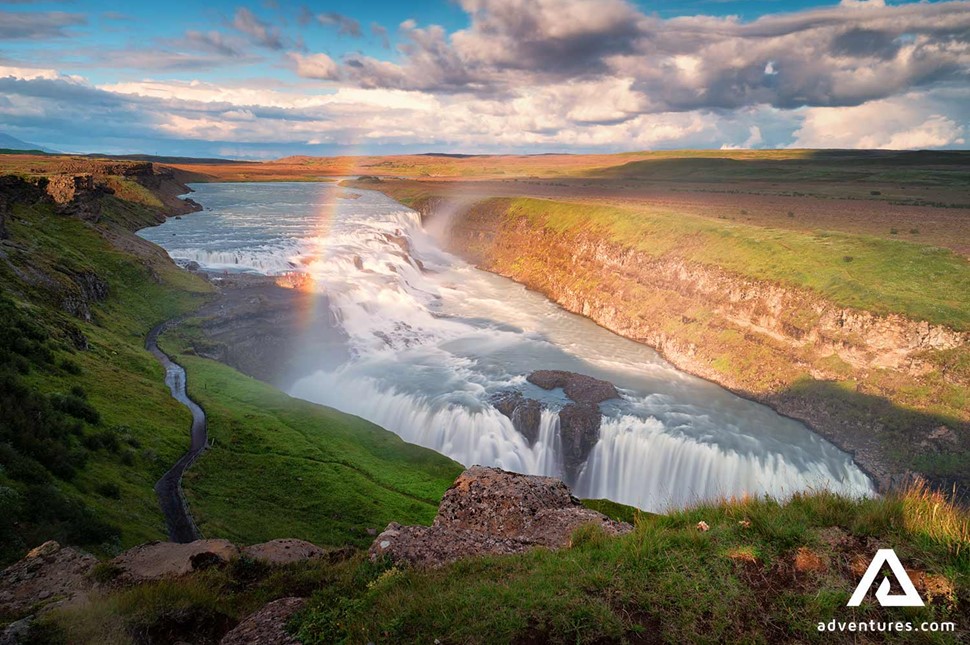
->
0;196;213;562
295;485;969;644
155;346;463;547
0;180;461;570
503;197;970;330
27;484;970;644
31;555;355;644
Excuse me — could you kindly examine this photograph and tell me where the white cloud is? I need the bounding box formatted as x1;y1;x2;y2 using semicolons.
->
289;52;339;81
792;91;968;149
0;65;83;83
3;0;969;155
839;0;886;8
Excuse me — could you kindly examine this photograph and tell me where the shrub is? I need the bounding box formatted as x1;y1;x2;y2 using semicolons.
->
83;429;120;453
95;482;121;499
60;358;82;375
51;392;101;425
91;561;124;584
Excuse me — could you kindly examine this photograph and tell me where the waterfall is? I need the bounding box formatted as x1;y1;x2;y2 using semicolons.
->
142;182;876;513
574;415;874;511
290;371;564;479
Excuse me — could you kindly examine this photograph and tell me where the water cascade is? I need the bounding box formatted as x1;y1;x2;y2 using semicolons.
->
140;182;874;511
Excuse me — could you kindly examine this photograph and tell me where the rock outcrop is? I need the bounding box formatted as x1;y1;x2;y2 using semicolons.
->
220;597;306;645
185;272;347;385
369;466;632;568
491;371;621;480
557;402;604;481
527;370;620;404
109;539;240;583
0;175;48;240
0;174;57;242
491;391;542;444
0;541;97;617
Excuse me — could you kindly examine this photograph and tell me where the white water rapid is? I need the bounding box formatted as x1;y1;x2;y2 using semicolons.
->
139;182;875;511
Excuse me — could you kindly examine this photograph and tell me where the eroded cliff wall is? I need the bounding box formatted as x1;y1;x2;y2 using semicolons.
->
413;196;970;495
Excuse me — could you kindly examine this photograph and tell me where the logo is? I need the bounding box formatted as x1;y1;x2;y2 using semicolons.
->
847;549;924;607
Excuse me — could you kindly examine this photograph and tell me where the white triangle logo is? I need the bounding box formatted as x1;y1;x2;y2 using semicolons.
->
847;549;924;607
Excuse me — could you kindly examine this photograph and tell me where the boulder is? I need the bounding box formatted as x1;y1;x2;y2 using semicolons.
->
220;597;306;645
370;523;531;569
0;541;97;617
0;617;33;645
370;466;631;568
241;539;328;566
526;370;619;404
558;402;602;482
110;539;239;583
491;391;543;445
433;466;576;537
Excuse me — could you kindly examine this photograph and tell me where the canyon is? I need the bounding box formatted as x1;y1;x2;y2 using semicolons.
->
392;191;969;496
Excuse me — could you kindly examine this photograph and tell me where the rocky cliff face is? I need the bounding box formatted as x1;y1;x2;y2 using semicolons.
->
0;175;47;240
416;197;970;495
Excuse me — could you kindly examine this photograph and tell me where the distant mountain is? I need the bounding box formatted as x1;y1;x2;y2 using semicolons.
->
0;132;60;154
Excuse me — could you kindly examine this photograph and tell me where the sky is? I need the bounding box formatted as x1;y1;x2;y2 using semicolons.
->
0;0;968;158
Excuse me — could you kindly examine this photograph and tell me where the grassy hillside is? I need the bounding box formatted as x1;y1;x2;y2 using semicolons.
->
31;485;969;644
0;192;212;564
0;174;461;571
156;346;463;547
295;485;969;644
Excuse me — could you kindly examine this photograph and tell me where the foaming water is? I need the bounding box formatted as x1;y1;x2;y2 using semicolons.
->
140;182;874;511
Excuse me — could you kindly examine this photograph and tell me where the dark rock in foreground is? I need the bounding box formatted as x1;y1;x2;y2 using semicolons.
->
110;539;240;583
220;597;306;645
369;466;632;567
491;391;543;444
558;402;603;481
527;370;620;404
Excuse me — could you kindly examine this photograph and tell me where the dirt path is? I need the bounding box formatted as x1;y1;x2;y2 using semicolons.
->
147;320;206;543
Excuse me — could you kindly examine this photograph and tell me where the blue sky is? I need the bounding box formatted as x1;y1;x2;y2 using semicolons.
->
0;0;967;157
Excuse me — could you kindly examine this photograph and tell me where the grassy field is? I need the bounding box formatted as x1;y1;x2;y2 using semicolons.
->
31;484;970;644
502;197;970;330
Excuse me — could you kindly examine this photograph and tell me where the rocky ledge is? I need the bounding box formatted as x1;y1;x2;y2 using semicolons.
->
0;537;334;640
526;369;620;404
369;466;632;568
493;370;621;481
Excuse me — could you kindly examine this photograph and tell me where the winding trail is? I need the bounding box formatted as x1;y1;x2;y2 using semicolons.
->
147;320;207;543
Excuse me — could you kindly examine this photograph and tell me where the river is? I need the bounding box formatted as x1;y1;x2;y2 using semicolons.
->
138;181;874;511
